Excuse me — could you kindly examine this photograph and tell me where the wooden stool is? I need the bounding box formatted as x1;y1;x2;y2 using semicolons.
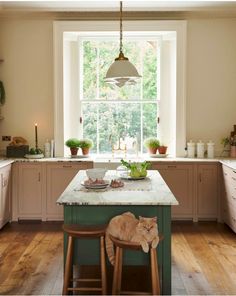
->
110;234;163;295
62;224;107;295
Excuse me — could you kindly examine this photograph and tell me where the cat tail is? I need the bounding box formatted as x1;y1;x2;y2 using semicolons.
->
105;233;115;265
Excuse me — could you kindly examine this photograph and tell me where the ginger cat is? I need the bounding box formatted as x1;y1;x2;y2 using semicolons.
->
105;212;159;265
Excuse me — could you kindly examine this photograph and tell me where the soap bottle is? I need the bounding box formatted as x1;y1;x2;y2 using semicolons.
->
207;140;215;159
187;140;195;158
197;140;205;158
44;139;51;158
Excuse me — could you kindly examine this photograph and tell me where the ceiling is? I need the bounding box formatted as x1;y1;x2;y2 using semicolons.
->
1;1;236;12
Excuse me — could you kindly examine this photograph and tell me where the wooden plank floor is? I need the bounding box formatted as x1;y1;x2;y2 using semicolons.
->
0;221;236;295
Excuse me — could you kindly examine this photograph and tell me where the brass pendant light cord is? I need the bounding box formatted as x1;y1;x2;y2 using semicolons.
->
115;1;128;61
120;1;123;54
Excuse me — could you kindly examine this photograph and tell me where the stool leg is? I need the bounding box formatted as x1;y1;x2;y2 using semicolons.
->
150;248;160;295
153;248;160;295
117;248;123;295
100;236;107;295
112;246;121;295
63;235;73;295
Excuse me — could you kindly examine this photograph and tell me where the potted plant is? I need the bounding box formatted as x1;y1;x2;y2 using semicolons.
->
79;139;93;155
65;138;80;156
158;145;168;155
144;137;160;154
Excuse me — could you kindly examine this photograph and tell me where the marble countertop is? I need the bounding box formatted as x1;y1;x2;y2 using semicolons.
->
0;159;14;168
57;170;179;206
220;160;236;170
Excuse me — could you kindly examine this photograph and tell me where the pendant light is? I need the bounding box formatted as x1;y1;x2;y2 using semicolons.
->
104;1;141;88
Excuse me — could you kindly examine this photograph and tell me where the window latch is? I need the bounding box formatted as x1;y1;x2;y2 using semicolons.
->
157;117;160;124
80;116;83;124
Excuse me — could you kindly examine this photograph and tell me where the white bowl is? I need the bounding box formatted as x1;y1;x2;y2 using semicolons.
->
86;168;107;180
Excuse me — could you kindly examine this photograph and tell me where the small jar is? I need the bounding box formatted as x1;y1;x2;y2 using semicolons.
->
207;140;215;159
187;140;195;158
197;140;205;158
44;139;51;158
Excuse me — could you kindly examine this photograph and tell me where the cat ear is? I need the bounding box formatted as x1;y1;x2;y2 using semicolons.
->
152;217;157;222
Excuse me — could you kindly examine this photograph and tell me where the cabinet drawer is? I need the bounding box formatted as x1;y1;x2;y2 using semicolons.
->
151;163;188;170
222;165;236;185
223;201;236;232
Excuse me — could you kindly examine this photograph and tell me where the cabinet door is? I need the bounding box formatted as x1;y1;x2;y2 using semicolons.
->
197;164;218;219
46;162;93;220
152;163;194;219
18;164;42;218
0;165;11;229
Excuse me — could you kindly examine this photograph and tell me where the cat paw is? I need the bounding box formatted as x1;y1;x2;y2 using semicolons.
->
151;238;159;249
141;243;149;253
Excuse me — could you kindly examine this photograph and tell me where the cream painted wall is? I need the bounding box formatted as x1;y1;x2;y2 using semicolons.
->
187;19;236;155
0;19;53;152
0;18;236;155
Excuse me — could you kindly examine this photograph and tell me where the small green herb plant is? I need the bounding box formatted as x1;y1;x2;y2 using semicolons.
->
79;139;93;149
144;137;160;149
121;159;150;178
65;138;80;148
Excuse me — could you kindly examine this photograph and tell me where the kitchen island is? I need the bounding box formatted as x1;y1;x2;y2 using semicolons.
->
57;170;178;295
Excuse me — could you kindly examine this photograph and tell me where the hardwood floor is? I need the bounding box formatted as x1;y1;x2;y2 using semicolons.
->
0;221;236;295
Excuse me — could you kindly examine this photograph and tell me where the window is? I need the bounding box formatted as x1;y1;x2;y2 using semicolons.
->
54;21;186;157
80;37;160;154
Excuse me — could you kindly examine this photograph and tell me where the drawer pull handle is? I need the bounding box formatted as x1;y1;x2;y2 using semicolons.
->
63;165;72;168
232;177;236;181
232;217;236;222
232;196;236;200
38;172;41;182
167;165;176;168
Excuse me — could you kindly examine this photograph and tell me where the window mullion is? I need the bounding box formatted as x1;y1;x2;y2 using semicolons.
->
140;41;144;154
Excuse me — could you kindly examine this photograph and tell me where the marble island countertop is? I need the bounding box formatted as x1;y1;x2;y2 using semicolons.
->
57;170;179;206
220;160;236;170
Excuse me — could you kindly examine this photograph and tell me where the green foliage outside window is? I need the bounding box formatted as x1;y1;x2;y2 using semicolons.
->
82;38;159;154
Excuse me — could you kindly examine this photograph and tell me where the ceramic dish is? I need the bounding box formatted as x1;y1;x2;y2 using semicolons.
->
81;180;110;189
24;154;44;159
120;173;146;181
149;154;168;158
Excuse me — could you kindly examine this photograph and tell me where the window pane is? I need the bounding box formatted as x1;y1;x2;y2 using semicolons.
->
82;103;97;153
143;103;158;150
98;103;141;153
83;41;97;100
143;41;157;100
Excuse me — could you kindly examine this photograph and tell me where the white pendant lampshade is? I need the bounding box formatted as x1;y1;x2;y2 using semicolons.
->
104;2;141;87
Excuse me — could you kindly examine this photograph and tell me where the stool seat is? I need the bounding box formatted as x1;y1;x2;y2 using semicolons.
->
110;234;163;295
63;224;107;238
110;234;164;250
62;224;107;295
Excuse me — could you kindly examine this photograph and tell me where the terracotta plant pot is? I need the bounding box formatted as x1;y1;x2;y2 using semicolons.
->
70;147;78;156
148;147;158;155
230;146;236;158
158;146;168;154
82;147;90;155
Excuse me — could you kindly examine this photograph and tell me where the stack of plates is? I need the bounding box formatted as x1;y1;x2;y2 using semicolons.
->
81;180;110;190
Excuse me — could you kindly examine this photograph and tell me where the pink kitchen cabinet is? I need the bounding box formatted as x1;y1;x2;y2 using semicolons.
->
197;164;219;220
18;163;44;220
46;162;93;220
0;164;12;229
151;163;194;219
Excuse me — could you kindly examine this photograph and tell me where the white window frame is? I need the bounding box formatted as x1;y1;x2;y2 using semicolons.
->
53;20;187;157
79;35;161;155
